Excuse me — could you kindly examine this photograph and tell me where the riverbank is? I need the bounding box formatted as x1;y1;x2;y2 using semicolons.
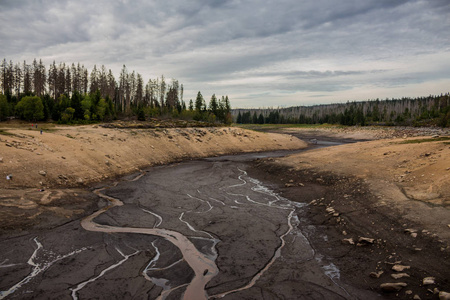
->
249;128;450;299
0;122;306;235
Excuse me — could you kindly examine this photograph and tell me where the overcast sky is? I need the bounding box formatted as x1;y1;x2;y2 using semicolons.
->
1;0;449;107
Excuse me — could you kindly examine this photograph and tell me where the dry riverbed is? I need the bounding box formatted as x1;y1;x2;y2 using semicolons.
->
0;122;449;299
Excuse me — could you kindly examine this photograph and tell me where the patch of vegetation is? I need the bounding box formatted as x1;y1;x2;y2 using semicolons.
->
0;129;14;136
396;136;450;144
235;123;340;131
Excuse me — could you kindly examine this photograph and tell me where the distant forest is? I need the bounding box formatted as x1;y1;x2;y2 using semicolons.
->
0;58;232;124
233;94;450;127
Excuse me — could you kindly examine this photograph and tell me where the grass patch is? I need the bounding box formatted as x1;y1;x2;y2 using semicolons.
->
397;136;450;144
0;129;14;136
234;123;340;131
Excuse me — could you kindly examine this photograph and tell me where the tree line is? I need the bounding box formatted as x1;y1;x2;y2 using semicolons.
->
0;58;232;124
234;94;450;127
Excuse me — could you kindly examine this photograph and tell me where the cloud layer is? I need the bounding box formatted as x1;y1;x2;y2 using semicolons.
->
1;0;449;107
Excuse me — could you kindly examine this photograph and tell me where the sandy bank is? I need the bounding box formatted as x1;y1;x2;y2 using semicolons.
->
0;124;306;189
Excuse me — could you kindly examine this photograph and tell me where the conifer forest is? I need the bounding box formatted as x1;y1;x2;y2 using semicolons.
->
0;59;232;124
233;94;450;127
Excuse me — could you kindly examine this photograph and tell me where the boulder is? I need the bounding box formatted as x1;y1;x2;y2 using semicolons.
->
391;273;410;279
370;271;383;278
342;238;355;245
423;277;435;285
358;237;375;244
380;282;407;292
392;265;410;272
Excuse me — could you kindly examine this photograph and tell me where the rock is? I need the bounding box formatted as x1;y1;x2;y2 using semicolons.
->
380;282;407;292
76;178;84;184
0;157;3;162
440;291;450;300
285;183;295;187
342;238;355;245
413;295;421;300
392;265;410;272
405;290;413;295
370;271;383;278
423;277;435;285
391;273;410;279
358;237;375;244
411;232;418;238
326;207;335;214
39;170;47;176
404;228;418;234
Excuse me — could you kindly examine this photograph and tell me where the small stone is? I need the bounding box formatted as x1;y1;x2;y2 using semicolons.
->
411;232;418;238
392;265;410;272
358;237;375;244
326;207;335;214
423;277;435;285
39;170;47;176
405;290;413;295
405;228;418;234
413;295;421;300
342;238;355;245
370;271;383;278
0;157;3;162
380;282;407;292
433;288;440;294
342;230;347;236
391;273;410;279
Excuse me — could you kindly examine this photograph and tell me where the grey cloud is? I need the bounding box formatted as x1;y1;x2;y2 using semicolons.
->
0;0;449;107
